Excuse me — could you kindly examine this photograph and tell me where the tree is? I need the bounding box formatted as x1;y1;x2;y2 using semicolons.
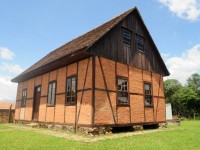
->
176;87;199;118
164;79;182;115
187;73;200;96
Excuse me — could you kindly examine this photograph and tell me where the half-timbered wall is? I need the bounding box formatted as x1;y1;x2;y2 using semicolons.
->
15;56;166;126
94;56;166;126
15;57;93;126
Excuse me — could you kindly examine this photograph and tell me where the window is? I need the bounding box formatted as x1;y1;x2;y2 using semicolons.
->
137;35;144;52
21;89;27;107
144;83;152;106
66;76;77;105
117;77;129;105
123;29;131;46
47;81;56;106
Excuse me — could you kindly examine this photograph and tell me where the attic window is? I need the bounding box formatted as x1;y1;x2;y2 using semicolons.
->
137;35;144;52
123;29;131;46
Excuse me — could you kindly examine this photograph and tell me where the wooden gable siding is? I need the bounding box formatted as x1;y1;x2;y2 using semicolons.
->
89;10;166;76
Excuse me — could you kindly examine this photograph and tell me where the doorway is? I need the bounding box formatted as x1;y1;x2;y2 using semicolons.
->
32;86;41;121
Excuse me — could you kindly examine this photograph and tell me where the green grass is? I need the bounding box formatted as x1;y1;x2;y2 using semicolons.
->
0;121;199;150
0;124;11;130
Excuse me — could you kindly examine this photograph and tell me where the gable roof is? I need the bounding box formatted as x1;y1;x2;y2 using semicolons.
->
0;102;15;110
12;7;169;83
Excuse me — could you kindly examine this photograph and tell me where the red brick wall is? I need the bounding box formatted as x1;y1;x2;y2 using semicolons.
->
15;83;23;120
129;66;143;94
15;57;92;126
130;95;144;123
38;97;47;122
65;106;75;124
15;56;166;126
54;67;66;123
95;91;115;124
57;67;66;94
76;58;92;125
94;56;166;125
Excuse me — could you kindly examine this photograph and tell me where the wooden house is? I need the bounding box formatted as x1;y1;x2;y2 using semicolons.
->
12;7;169;132
0;102;15;123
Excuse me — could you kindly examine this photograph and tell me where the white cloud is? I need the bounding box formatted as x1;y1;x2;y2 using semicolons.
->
0;47;15;60
0;63;24;74
0;75;17;102
165;43;200;84
159;0;200;21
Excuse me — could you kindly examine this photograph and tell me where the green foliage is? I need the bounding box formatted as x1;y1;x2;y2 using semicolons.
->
164;73;200;117
176;87;199;116
164;79;182;115
164;79;182;102
187;73;200;96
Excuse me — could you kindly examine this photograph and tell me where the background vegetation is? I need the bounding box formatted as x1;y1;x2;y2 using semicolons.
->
164;73;200;119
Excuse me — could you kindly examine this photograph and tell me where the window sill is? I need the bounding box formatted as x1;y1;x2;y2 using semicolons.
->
65;103;76;106
117;104;130;107
47;105;55;107
138;50;144;53
145;105;153;108
123;44;131;48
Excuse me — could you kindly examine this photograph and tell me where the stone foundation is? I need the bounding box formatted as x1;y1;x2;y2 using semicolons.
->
133;125;143;131
159;123;167;128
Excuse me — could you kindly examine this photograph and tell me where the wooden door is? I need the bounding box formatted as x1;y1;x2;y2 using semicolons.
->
32;86;41;121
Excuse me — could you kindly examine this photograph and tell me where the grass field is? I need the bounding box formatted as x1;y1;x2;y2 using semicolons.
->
0;121;199;150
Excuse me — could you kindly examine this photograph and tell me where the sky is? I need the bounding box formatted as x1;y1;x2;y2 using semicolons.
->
0;0;200;102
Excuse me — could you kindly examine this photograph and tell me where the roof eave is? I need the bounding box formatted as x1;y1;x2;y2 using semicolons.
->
11;49;91;83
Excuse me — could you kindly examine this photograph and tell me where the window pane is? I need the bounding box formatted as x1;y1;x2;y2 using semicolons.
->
51;85;56;104
124;29;130;39
123;29;131;46
72;77;76;92
118;78;128;92
71;96;76;103
66;96;71;103
67;91;70;96
66;77;77;104
137;35;144;51
137;44;144;51
48;84;52;104
37;87;41;92
118;92;128;104
137;36;144;44
144;83;152;106
144;84;150;90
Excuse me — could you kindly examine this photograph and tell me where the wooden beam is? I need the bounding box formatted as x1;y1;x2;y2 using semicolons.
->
75;62;79;133
92;56;95;126
76;58;90;132
156;75;161;122
98;57;117;124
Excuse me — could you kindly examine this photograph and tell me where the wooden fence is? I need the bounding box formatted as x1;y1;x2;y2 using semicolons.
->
0;109;15;123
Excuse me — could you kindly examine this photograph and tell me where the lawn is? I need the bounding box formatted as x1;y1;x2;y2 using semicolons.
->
0;121;199;150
